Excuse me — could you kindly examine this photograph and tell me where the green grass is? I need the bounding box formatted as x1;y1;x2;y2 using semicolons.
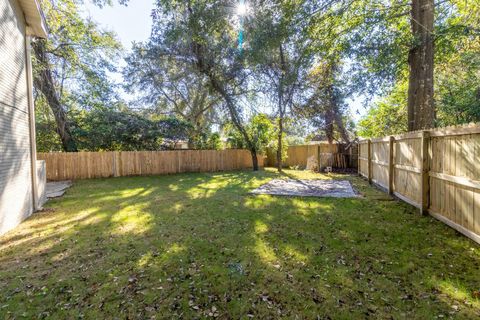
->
0;169;479;319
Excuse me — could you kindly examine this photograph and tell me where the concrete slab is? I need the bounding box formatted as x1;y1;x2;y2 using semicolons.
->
46;181;72;199
250;179;358;198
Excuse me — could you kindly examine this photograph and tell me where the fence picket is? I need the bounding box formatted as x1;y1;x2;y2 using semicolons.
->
358;123;480;244
37;149;264;181
265;144;357;169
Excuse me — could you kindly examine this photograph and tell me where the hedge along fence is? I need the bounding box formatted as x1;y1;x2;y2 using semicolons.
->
266;143;358;169
37;149;264;181
358;123;480;244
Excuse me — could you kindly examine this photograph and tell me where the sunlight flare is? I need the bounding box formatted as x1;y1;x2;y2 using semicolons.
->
236;1;248;16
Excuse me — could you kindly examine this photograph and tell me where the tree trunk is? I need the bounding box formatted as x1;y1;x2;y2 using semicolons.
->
324;83;335;144
250;148;259;171
324;105;335;144
331;90;350;144
32;40;78;152
324;61;350;144
208;74;259;170
334;113;350;144
277;117;283;172
276;44;287;172
408;0;435;131
189;20;258;170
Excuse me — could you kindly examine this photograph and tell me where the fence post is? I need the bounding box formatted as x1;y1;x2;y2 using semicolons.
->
115;152;121;177
317;145;321;172
420;131;430;215
357;143;360;176
367;139;372;184
388;136;394;194
112;152;117;177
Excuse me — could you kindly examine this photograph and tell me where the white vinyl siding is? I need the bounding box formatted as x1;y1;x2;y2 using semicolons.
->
0;0;34;234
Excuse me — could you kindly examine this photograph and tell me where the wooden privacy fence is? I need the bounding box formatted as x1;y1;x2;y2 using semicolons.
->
358;123;480;244
37;149;264;181
266;143;358;169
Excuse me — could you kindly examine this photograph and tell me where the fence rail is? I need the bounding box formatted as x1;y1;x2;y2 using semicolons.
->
266;143;358;169
37;149;264;181
359;123;480;244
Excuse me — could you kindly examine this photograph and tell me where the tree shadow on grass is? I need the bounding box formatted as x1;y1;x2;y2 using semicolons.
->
0;169;478;319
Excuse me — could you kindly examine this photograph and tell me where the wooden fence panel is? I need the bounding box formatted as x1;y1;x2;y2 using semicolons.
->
39;152;115;180
371;140;389;189
285;145;316;167
393;137;422;206
349;144;359;168
358;141;369;178
37;149;263;181
429;134;480;236
266;143;354;169
359;123;480;244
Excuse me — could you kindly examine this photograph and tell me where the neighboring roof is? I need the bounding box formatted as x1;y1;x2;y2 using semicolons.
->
18;0;48;38
310;134;328;142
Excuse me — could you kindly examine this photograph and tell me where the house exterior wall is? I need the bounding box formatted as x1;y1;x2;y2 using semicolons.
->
0;0;35;234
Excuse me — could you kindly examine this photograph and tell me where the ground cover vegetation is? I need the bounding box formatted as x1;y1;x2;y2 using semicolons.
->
34;1;480;165
0;169;479;318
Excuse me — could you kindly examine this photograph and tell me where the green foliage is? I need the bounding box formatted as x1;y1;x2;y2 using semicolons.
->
35;95;77;153
75;109;160;151
35;95;63;152
309;0;479;134
37;105;191;152
75;110;191;151
188;132;223;150
123;43;220;147
244;113;275;154
206;133;222;150
306;0;412;97
436;40;480;126
247;1;311;112
285;136;305;146
246;113;278;153
353;0;480;135
225;114;275;154
224;123;246;149
34;0;203;152
150;0;248;93
34;0;125;150
35;0;480;148
358;27;480;136
357;80;408;138
298;59;353;143
35;0;122;106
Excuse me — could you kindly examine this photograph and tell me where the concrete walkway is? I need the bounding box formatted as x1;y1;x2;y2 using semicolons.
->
251;179;358;198
46;181;72;198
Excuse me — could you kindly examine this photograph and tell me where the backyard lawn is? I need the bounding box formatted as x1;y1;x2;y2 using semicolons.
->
0;169;479;319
